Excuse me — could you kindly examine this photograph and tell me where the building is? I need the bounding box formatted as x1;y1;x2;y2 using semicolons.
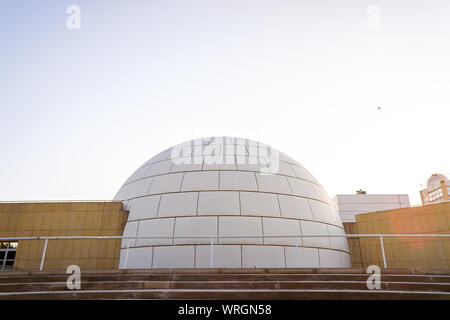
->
0;136;449;271
332;192;410;223
420;173;450;205
0;136;351;270
345;201;450;269
0;202;128;270
114;137;350;269
333;190;450;269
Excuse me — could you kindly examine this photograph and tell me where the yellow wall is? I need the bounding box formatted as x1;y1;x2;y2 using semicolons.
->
2;201;449;270
343;222;363;268
348;202;450;269
0;202;128;270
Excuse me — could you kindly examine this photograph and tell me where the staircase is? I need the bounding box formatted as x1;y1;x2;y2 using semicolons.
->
0;268;449;300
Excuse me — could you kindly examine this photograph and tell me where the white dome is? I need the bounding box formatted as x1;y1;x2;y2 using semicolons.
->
427;173;449;190
114;137;350;269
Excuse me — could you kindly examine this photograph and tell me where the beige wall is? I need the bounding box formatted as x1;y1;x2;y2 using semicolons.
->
0;202;128;270
2;201;449;270
343;222;363;268
344;202;450;269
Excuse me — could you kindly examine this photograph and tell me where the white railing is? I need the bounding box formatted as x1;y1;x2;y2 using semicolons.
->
1;234;449;271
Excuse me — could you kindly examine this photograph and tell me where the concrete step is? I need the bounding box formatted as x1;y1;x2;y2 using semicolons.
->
0;269;450;284
1;268;449;300
3;267;450;276
0;288;449;300
1;273;449;284
0;280;448;293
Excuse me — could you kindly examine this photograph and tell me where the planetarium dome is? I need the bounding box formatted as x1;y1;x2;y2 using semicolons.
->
114;137;350;269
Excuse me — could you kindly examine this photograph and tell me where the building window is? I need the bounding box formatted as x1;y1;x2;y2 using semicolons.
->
0;241;18;270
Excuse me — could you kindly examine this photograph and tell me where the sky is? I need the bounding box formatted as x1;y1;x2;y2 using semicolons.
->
0;0;449;205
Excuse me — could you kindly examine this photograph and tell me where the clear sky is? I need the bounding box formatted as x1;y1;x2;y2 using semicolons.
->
0;0;449;205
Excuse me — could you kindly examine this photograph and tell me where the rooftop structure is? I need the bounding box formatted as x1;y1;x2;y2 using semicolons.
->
420;173;450;205
332;192;410;223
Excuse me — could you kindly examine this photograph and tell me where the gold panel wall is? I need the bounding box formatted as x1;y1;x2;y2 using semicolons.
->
343;222;363;268
347;202;450;269
2;201;448;270
0;202;128;270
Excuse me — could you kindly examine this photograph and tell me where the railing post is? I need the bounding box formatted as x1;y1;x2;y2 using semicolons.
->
379;236;387;268
39;239;48;271
124;240;131;270
209;237;214;268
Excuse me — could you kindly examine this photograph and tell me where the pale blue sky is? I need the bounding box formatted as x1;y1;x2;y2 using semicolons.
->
1;1;449;204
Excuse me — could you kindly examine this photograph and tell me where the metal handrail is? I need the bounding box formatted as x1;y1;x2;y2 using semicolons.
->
1;234;449;271
0;200;118;203
2;234;450;240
